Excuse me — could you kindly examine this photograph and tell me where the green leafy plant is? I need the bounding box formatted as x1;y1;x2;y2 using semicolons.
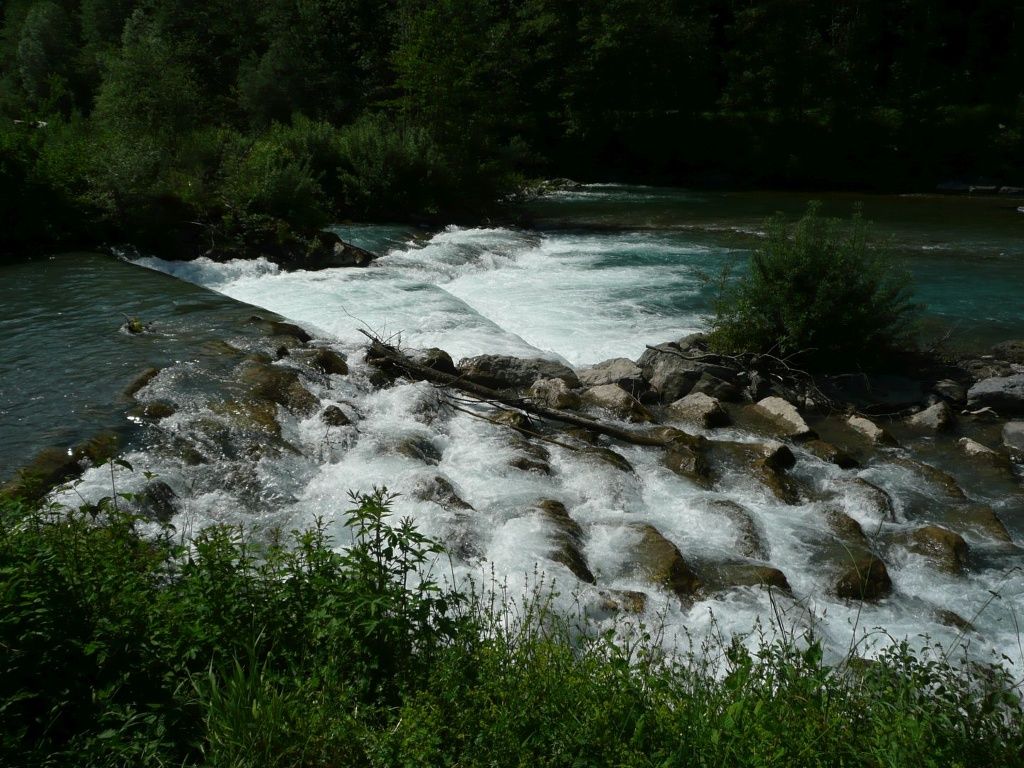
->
709;203;921;371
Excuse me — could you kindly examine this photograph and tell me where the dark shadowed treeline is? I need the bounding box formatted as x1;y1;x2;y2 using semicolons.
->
2;0;1022;256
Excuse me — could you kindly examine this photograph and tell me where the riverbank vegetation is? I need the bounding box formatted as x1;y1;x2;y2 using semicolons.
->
3;0;1023;258
709;204;921;372
2;489;1022;767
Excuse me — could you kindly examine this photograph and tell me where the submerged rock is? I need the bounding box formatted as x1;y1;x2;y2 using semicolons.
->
124;367;162;398
238;361;319;416
896;525;969;574
804;439;858;469
535;500;595;584
702;499;768;560
1003;421;1024;459
699;562;791;594
414;475;473;511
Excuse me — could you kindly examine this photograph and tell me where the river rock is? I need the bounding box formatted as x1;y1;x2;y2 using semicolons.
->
536;500;595;584
581;384;653;423
409;347;457;375
834;555;892;600
839;478;897;522
1003;422;1024;459
578;358;645;394
668;392;730;428
595;589;648;615
847;415;897;446
307;347;348;376
699;562;791;593
689;372;742;402
824;507;870;548
906;401;954;432
124;366;162;399
248;316;313;345
804;439;858;469
321;405;352;427
627;523;702;601
663;440;712;487
127;401;177;420
703;499;767;560
932;379;967;405
897;525;968;574
754;396;814;439
967;374;1024;414
393;435;442;464
134;480;179;523
530;377;582;410
991;339;1024;364
957;437;1002;461
413;475;473;510
892;458;967;500
1;447;82;501
582;446;634;473
638;344;703;402
238;361;319;416
211;399;281;437
954;503;1013;543
457;354;580;391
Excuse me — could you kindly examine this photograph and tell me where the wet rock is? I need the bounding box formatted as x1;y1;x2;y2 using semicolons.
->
530;377;582;410
561;427;601;445
536;500;595;584
627;523;702;601
934;608;974;633
582;446;634;473
932;379;967;405
699;562;791;593
238;361;319;416
413;475;473;511
134;480;178;523
761;441;797;472
457;354;579;391
1003;421;1024;459
646;426;699;446
804;439;859;469
124;367;162;398
754;396;814;439
847;415;898;446
839;478;897;522
308;347;348;376
834;555;892;600
75;431;122;466
824;507;870;548
752;457;801;504
892;458;967;501
127;401;177;420
393;436;442;464
596;589;648;615
957;437;1005;464
492;410;533;432
668;392;730;428
581;384;653;423
991;339;1024;364
249;315;313;345
321;405;352;427
1;447;82;501
706;440;800;503
955;503;1013;543
409;347;457;376
906;401;954;432
578;358;645;395
960;357;1016;381
703;499;767;560
211;399;281;437
967;374;1024;415
663;441;713;488
509;455;552;475
638;345;703;402
897;525;968;574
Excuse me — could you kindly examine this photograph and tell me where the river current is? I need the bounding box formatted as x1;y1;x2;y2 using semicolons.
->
4;185;1023;675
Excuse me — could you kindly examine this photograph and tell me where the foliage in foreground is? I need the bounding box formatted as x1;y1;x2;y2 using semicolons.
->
709;204;921;372
1;490;1021;768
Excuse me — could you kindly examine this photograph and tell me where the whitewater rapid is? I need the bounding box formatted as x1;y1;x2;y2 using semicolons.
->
107;224;1024;677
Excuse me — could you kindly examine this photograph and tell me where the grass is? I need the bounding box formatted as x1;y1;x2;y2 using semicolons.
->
1;488;1021;767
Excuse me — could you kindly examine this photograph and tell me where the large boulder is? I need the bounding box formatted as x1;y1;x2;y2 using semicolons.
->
627;524;702;601
457;354;579;391
409;347;457;376
663;440;713;487
967;374;1024;415
991;339;1024;364
581;384;653;423
753;396;814;439
637;344;703;402
530;377;582;410
668;392;730;429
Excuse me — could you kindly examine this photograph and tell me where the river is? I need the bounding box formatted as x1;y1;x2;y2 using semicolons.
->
2;186;1022;675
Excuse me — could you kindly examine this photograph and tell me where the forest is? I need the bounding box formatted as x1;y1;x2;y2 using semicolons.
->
2;0;1022;256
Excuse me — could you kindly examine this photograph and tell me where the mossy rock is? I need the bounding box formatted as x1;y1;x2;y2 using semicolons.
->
238;361;319;416
124;367;162;399
699;561;791;594
896;525;969;574
834;555;892;601
628;523;702;601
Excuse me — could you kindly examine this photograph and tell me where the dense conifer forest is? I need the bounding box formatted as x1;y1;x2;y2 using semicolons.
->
2;0;1022;257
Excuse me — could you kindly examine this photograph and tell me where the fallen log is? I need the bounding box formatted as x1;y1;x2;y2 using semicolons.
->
359;331;686;448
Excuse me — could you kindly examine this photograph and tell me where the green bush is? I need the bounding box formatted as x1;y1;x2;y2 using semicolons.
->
709;203;920;371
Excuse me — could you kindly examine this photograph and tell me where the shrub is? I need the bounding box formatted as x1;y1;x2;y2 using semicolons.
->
709;203;920;371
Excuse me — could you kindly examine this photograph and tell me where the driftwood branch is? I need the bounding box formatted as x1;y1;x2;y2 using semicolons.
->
359;329;676;447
